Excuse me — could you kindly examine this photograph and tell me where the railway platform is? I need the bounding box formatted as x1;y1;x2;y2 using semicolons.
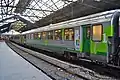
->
0;41;52;80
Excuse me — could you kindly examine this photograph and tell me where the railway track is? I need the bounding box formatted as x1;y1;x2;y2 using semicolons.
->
7;41;118;80
7;41;90;80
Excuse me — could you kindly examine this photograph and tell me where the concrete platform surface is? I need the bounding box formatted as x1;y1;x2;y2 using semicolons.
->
0;42;52;80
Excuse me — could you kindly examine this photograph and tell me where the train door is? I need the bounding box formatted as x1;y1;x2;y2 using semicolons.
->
82;25;91;56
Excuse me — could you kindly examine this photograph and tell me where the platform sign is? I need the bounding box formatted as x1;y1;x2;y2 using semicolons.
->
75;30;80;51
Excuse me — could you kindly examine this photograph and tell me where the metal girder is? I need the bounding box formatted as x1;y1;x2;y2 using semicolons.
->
0;5;53;12
0;22;12;29
0;0;16;29
0;0;74;25
32;0;47;16
0;15;34;32
51;0;59;10
0;27;9;33
0;22;12;33
0;16;15;23
0;13;43;18
62;0;75;3
14;0;32;14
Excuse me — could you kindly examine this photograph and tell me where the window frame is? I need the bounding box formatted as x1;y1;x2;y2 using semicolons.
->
37;32;41;39
47;30;53;40
54;29;62;40
26;34;28;39
41;32;47;40
31;33;34;39
34;33;38;39
64;28;74;41
91;24;103;42
29;33;31;39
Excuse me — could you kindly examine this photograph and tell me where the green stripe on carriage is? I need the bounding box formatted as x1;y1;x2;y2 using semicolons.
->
90;39;107;56
104;25;113;36
96;43;107;52
80;41;83;52
96;52;107;56
44;40;48;45
27;42;108;56
62;28;64;40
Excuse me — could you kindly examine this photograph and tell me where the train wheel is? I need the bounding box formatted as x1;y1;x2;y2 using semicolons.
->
67;53;71;60
63;51;71;60
63;53;67;58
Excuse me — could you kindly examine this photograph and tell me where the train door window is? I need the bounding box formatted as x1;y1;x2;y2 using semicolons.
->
54;29;62;40
48;31;53;40
42;32;47;40
38;33;41;39
87;27;90;39
64;28;74;40
92;24;103;41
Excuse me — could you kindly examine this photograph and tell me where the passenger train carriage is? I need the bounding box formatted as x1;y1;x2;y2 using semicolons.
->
11;10;120;66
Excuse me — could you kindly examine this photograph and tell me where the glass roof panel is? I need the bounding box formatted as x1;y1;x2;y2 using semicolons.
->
22;0;77;23
0;0;77;26
47;0;53;6
0;0;19;26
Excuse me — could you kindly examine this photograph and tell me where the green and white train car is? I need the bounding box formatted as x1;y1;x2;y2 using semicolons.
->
14;10;120;66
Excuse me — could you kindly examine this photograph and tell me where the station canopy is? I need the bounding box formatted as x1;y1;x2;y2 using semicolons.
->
0;0;77;25
0;0;120;33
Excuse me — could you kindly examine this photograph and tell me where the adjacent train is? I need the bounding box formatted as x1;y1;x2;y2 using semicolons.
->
11;10;120;66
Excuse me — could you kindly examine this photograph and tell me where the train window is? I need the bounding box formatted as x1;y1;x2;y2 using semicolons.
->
92;24;103;41
26;34;28;39
64;28;74;40
54;29;62;40
29;34;31;39
31;34;34;39
23;35;26;39
48;31;53;40
27;34;29;39
38;33;41;39
26;34;29;39
42;32;47;39
28;34;29;39
34;33;38;39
